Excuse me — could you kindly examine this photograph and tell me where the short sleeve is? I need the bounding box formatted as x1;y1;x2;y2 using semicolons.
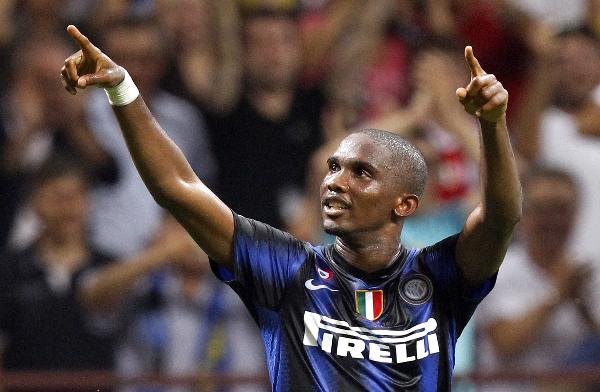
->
422;233;497;334
210;213;310;310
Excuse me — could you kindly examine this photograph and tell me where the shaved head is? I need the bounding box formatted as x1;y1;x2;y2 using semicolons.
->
357;129;428;196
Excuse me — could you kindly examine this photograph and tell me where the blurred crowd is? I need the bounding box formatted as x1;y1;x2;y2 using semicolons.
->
1;0;600;391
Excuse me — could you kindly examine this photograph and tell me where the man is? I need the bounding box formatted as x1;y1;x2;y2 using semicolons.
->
514;27;600;261
512;26;600;327
60;24;521;391
206;8;325;230
1;35;117;250
0;157;118;391
477;166;599;392
80;217;268;392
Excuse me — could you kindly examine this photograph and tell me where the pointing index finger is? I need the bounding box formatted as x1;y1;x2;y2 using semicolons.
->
465;46;485;78
66;25;99;55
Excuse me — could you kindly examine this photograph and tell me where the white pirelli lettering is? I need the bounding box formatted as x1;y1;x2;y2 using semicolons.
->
396;343;416;363
302;311;440;364
337;337;366;358
416;339;428;359
368;343;393;363
428;333;440;354
321;333;333;353
303;311;320;346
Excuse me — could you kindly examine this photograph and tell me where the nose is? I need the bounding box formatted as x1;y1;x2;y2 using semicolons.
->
324;169;348;193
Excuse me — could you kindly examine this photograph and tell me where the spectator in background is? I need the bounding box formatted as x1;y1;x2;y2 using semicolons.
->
0;36;117;250
206;7;325;231
0;0;16;85
588;0;600;37
80;217;268;392
85;17;217;258
0;157;119;391
476;166;599;392
512;27;600;321
157;0;242;114
10;0;66;43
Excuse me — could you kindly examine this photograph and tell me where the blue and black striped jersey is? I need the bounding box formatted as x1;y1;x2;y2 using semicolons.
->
211;213;495;391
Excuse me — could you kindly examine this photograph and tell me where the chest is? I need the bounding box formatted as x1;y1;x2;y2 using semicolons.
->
283;259;444;366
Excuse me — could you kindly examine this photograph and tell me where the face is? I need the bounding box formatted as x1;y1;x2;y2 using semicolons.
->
556;35;600;107
157;0;211;44
320;134;415;236
522;176;577;248
104;25;166;95
33;174;89;239
21;41;73;126
244;16;302;90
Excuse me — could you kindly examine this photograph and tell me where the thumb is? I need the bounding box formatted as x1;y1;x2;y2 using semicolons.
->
456;87;467;101
77;68;124;89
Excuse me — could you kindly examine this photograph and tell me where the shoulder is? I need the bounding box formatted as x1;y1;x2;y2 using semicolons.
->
493;243;539;287
295;86;326;104
235;213;298;242
420;233;461;261
0;246;39;286
407;233;462;290
0;245;37;270
87;247;117;269
152;90;205;125
233;213;311;253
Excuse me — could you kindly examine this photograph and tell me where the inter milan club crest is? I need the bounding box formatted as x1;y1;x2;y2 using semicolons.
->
355;290;384;321
399;275;432;305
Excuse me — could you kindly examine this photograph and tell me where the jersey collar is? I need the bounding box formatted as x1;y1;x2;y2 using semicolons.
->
326;245;409;285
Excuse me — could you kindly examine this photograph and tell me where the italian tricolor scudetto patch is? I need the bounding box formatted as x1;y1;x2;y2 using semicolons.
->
355;289;383;321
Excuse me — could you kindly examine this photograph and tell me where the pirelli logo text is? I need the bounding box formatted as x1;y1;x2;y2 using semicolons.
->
303;311;439;364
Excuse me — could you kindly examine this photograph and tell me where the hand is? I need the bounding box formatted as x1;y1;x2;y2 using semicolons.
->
456;46;508;123
151;217;204;264
550;259;594;303
60;25;125;95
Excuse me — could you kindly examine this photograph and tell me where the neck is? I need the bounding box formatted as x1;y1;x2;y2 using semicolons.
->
334;229;402;273
526;239;564;271
248;88;293;121
38;232;88;271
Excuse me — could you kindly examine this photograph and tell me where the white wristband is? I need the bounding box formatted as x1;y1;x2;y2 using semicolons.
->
104;69;140;106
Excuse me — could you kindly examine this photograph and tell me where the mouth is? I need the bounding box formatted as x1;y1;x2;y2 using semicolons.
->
322;195;351;216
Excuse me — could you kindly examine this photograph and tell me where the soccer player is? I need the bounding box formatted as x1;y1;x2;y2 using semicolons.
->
60;25;521;391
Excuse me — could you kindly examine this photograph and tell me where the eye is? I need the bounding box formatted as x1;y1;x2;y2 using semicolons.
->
354;165;372;178
328;161;340;172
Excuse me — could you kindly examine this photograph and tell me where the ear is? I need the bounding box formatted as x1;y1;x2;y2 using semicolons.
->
393;194;419;218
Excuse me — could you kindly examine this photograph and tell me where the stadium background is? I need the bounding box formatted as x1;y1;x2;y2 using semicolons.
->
0;0;599;391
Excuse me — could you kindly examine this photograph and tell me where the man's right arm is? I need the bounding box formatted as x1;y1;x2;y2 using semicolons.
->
61;25;234;268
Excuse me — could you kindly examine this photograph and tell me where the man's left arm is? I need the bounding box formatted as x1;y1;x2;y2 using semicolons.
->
455;46;522;286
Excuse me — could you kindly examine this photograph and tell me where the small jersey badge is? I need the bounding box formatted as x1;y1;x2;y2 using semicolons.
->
355;290;384;321
317;266;333;280
399;275;432;305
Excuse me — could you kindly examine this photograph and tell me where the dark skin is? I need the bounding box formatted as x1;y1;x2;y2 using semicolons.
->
61;26;521;286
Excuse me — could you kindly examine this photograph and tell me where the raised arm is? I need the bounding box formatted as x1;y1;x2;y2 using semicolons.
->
454;47;522;286
61;25;234;268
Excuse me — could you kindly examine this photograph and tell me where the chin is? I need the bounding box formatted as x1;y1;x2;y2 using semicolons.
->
323;221;348;237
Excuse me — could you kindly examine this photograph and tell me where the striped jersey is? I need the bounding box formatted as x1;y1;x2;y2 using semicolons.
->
211;213;496;391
